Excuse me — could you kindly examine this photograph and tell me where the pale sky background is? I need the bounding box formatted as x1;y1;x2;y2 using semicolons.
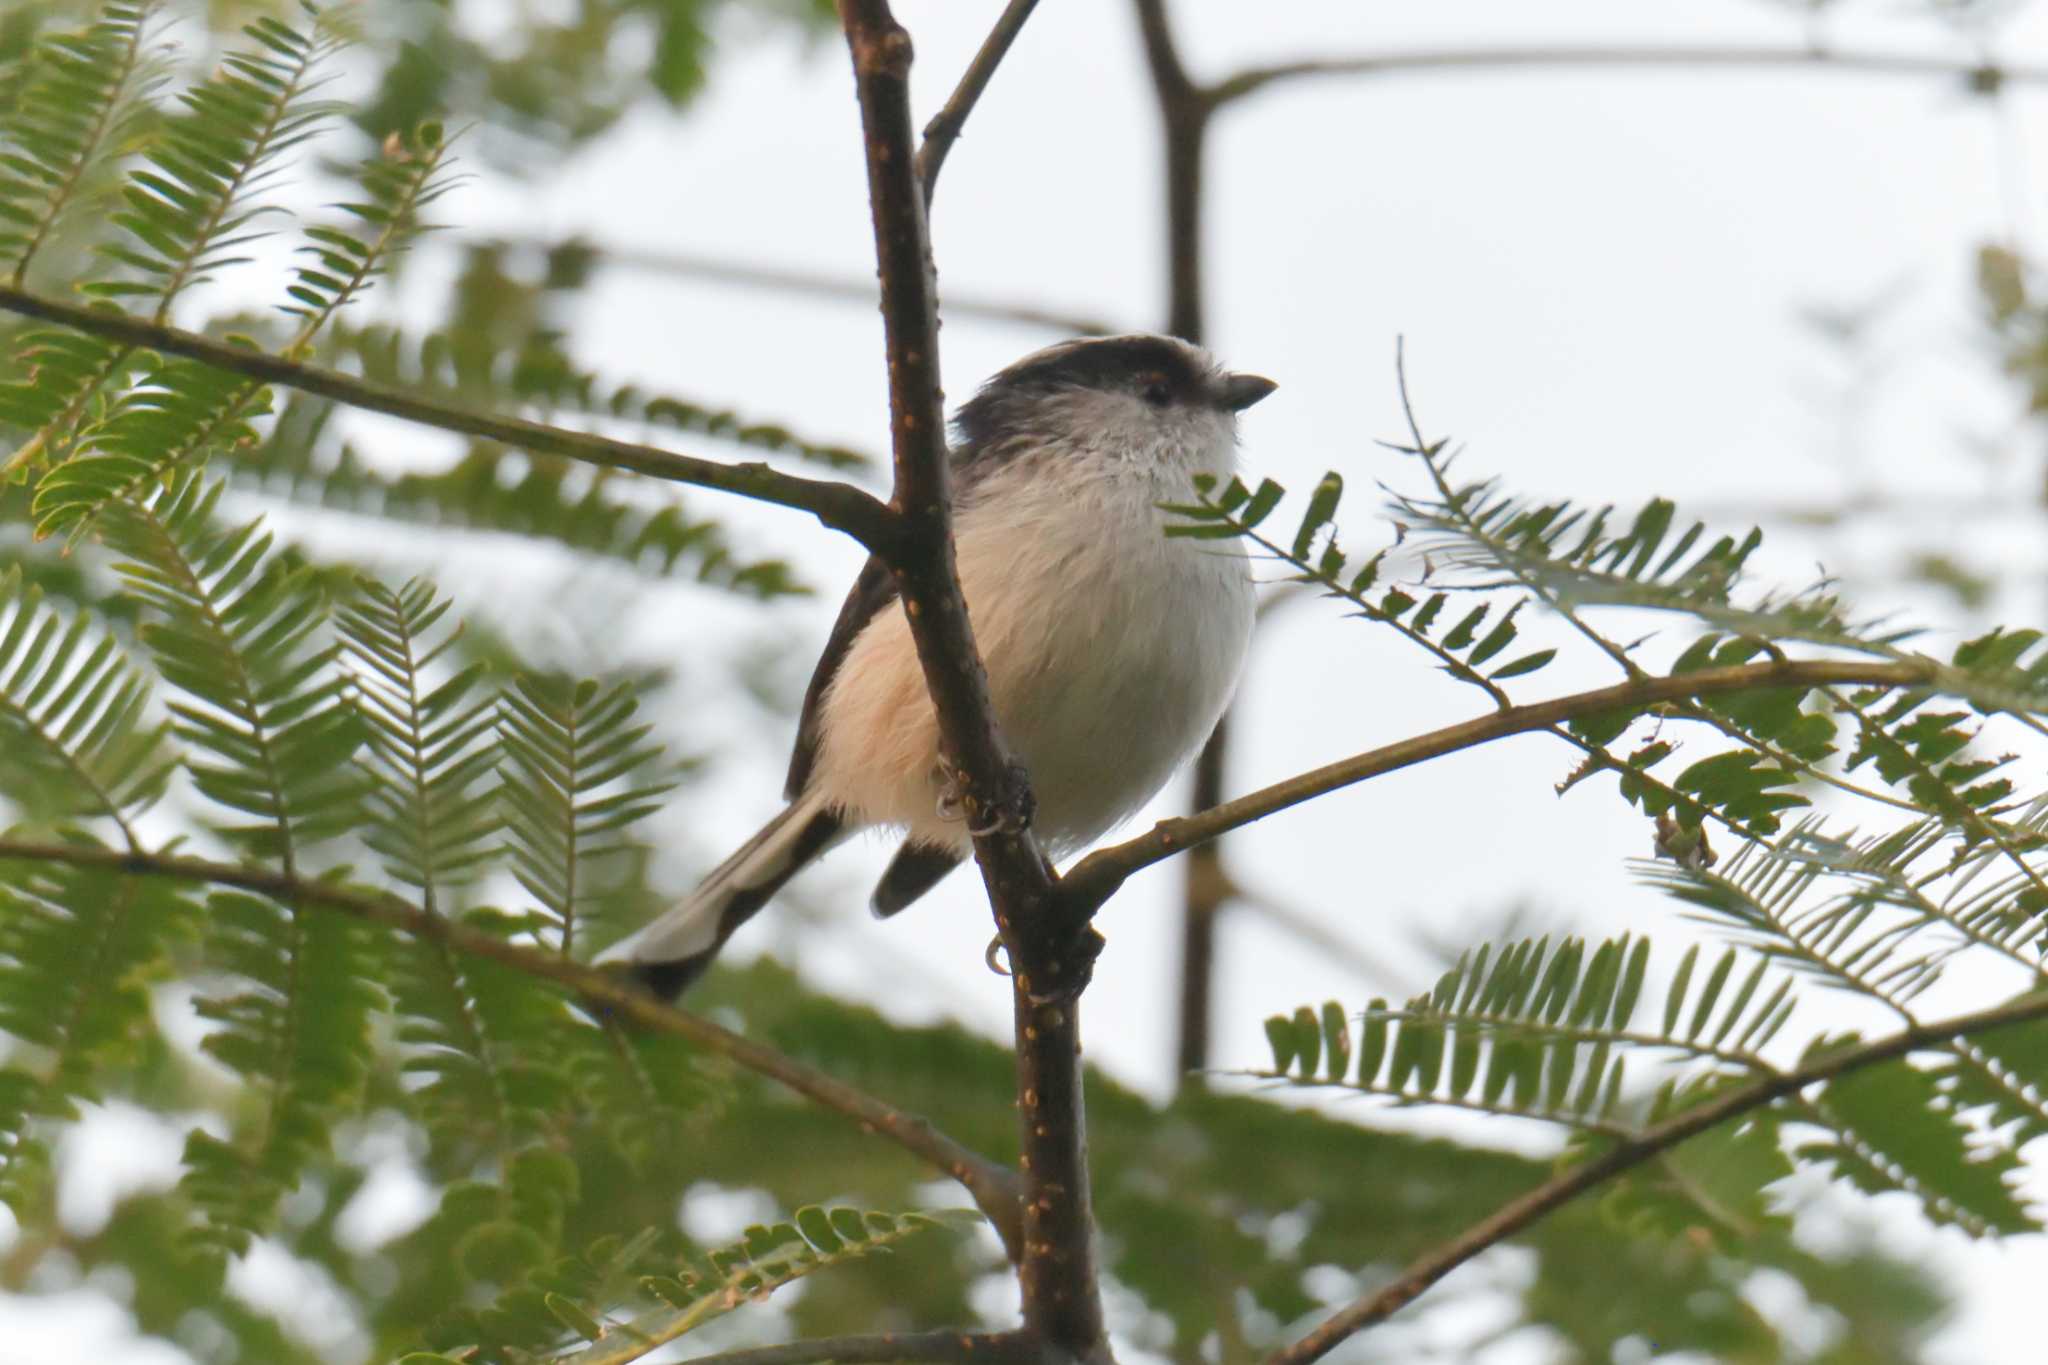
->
11;0;2048;1360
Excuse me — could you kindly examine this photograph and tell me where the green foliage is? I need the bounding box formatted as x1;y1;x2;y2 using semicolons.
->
1;4;353;496
33;117;454;535
500;673;678;954
564;1207;981;1365
1798;1041;2032;1236
330;316;872;472
339;575;499;897
0;563;174;837
229;420;810;594
178;890;379;1262
102;474;361;862
0;1;159;286
1256;933;1774;1134
692;960;1945;1361
1259;884;2044;1241
89;6;348;309
0;862;192;1213
0;3;2039;1361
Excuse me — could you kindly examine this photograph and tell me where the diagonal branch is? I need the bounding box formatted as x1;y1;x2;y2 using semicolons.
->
916;0;1042;204
1265;987;2048;1365
0;284;896;548
835;2;1104;1356
0;837;1023;1254
1209;45;2044;108
1063;658;1943;911
676;1331;1033;1365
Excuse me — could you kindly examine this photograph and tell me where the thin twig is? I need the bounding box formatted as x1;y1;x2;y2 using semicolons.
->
678;1332;1033;1365
1062;658;1943;911
1264;986;2048;1364
835;3;1102;1356
0;837;1024;1254
462;238;1119;336
916;0;1042;204
1210;45;2037;107
0;284;896;549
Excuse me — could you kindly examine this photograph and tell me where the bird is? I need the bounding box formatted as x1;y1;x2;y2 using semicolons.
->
598;333;1276;998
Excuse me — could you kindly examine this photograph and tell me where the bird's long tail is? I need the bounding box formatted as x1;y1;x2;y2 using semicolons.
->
598;790;846;998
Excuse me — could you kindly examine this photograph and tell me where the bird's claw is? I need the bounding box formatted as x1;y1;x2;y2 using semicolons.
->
935;758;1035;837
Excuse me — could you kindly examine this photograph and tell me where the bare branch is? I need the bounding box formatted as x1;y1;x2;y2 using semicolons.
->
1130;0;1223;1083
465;238;1119;336
917;0;1042;204
835;3;1103;1355
1266;987;2048;1365
1129;0;1208;343
0;837;1023;1254
679;1332;1034;1365
1063;658;1942;911
0;284;896;548
1211;45;2037;107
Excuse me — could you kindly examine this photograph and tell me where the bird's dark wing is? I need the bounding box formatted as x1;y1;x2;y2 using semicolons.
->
785;553;899;799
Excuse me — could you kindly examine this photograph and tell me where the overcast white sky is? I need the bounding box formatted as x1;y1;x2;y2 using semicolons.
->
13;0;2048;1361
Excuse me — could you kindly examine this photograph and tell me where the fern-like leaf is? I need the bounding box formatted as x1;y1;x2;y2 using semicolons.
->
0;860;195;1216
0;2;162;286
559;1208;982;1365
499;674;676;956
101;473;360;862
332;319;872;471
0;563;176;841
178;890;377;1259
88;6;348;311
90;473;370;1254
231;432;807;596
33;120;452;535
2;4;348;485
339;574;498;897
379;911;584;1172
1797;1042;2035;1236
1255;934;1803;1138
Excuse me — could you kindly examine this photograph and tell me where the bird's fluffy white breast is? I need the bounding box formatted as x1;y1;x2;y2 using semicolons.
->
807;400;1254;855
802;401;1245;859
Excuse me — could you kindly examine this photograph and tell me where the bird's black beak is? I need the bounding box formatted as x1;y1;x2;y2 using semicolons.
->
1218;372;1278;412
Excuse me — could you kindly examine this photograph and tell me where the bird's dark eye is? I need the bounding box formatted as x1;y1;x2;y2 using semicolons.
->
1141;380;1173;407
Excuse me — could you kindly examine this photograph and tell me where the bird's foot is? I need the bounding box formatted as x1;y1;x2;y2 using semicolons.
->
984;923;1103;1002
935;757;1035;837
1020;921;1105;1003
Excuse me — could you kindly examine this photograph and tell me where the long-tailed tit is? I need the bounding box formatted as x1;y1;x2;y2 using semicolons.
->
599;334;1275;997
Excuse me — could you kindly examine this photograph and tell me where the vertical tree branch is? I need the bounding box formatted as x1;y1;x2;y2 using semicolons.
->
835;3;1108;1356
1131;0;1229;1082
1132;0;1213;346
1173;730;1229;1082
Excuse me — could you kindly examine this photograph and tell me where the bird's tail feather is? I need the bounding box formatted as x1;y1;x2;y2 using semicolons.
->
598;790;845;998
